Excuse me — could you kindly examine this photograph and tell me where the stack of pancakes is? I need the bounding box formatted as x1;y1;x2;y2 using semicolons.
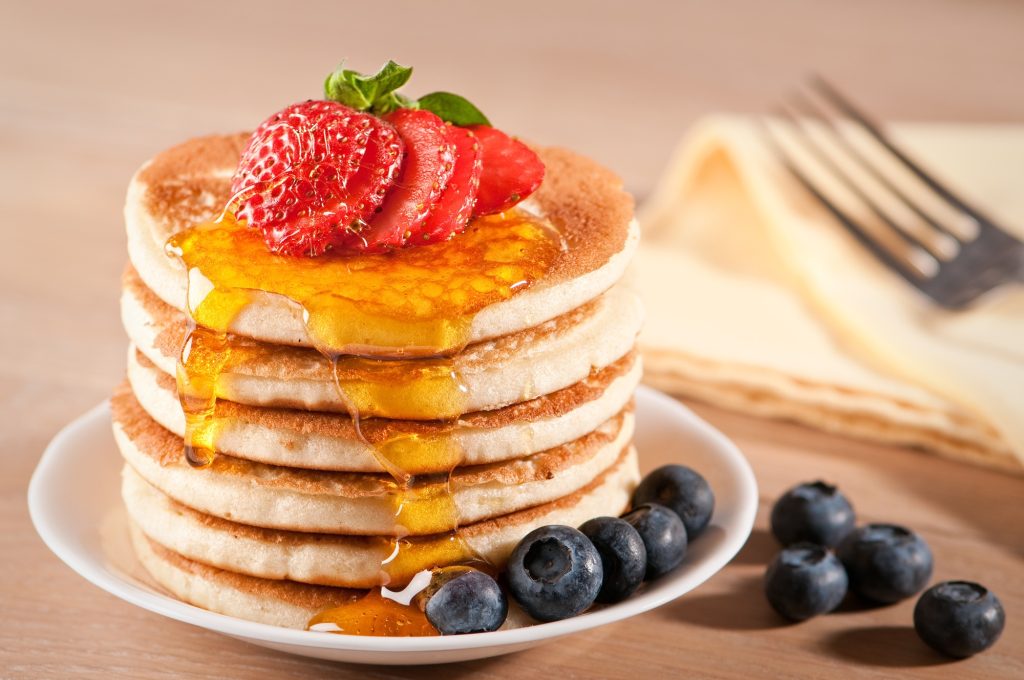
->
114;133;643;629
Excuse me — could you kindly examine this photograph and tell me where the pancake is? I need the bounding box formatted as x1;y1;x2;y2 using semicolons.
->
128;345;642;472
112;386;635;535
123;446;638;589
125;135;639;353
130;522;360;631
129;522;539;630
122;266;644;419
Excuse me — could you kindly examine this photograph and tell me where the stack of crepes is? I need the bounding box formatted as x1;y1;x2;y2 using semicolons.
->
637;116;1024;473
114;133;643;630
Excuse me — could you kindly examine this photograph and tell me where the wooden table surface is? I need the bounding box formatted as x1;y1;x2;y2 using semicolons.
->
3;1;1022;677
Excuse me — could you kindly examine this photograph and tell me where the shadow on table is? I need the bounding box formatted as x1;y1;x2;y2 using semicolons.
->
362;659;504;679
664;572;784;631
659;527;784;631
728;527;777;565
819;626;950;668
282;654;507;679
336;625;622;678
829;589;899;615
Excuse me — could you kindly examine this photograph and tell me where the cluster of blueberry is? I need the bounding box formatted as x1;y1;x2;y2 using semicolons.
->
764;481;1006;659
422;464;714;634
507;464;714;622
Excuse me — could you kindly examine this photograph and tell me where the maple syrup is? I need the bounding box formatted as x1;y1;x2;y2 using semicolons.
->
167;212;560;356
167;209;561;635
308;588;438;637
309;565;489;636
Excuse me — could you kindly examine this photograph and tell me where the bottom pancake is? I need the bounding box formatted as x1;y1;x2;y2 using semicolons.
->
123;445;639;588
130;522;538;631
130;521;361;630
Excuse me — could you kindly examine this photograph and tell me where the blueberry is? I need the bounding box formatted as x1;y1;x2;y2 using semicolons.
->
632;465;715;538
764;543;848;621
622;503;687;579
422;568;508;635
770;480;855;548
914;581;1005;658
579;517;647;603
836;524;933;603
506;525;603;621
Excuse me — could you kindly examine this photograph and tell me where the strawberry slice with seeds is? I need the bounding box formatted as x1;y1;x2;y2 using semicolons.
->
417;125;483;244
353;109;456;252
333;122;405;243
469;126;545;216
230;100;402;256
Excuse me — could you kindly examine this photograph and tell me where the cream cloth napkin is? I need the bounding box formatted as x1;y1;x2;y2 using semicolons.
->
637;116;1023;472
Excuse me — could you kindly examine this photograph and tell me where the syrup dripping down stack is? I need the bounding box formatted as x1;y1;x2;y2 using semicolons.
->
113;133;643;632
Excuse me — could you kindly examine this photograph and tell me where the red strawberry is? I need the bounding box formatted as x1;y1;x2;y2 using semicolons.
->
418;125;483;244
334;123;405;239
230;100;403;256
350;109;456;252
469;126;545;215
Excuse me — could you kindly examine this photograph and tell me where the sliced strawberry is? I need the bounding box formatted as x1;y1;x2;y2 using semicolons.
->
230;100;403;257
335;123;405;234
469;126;545;216
417;125;483;244
352;109;455;252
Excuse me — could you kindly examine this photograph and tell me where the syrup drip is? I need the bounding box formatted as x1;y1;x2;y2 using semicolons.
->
309;565;492;636
377;535;482;584
176;324;232;468
307;588;438;637
168;209;561;634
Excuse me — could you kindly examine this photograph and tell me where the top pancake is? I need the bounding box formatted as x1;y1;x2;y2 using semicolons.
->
126;134;638;350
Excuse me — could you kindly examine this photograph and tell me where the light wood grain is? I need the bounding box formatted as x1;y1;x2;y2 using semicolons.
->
2;1;1022;678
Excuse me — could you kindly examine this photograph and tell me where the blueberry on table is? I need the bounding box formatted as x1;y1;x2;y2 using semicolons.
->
622;503;688;579
579;517;647;603
764;543;848;621
632;464;715;538
770;480;856;548
914;581;1005;658
506;525;603;622
422;568;508;635
836;523;933;604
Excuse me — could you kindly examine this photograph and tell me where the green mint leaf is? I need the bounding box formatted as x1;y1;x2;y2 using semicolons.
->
323;62;490;125
395;93;419;109
346;71;377;105
360;60;413;101
324;60;413;112
372;91;419;116
416;91;491;126
324;68;371;109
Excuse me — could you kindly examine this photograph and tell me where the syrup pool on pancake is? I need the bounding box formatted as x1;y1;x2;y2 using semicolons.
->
165;60;552;635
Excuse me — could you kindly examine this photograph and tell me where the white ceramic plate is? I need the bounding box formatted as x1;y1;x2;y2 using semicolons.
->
29;386;756;665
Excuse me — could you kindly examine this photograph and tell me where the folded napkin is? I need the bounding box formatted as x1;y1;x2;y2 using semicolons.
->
637;116;1023;472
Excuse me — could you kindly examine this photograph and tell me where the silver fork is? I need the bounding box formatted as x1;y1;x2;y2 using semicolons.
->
762;77;1024;309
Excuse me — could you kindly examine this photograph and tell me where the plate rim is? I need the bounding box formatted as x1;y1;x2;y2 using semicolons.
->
28;386;757;654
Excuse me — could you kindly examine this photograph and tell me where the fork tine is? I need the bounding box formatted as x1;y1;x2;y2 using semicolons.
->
759;119;925;289
775;104;939;266
809;76;997;230
791;90;964;249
